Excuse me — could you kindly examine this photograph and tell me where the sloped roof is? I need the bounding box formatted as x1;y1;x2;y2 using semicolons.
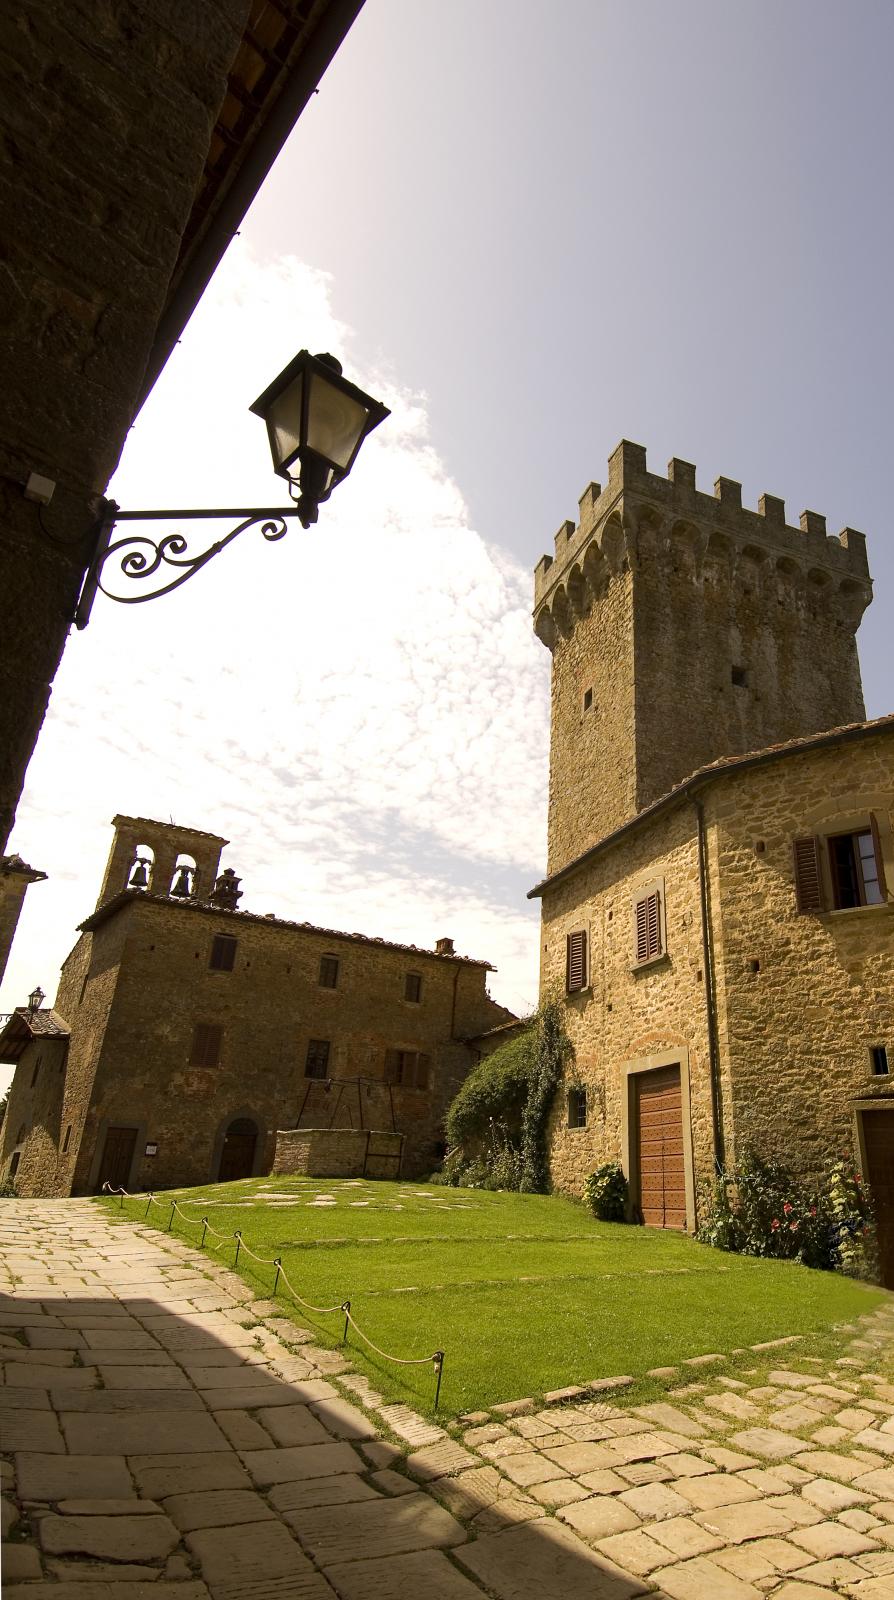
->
78;891;497;970
0;1009;70;1065
529;712;894;899
138;0;365;407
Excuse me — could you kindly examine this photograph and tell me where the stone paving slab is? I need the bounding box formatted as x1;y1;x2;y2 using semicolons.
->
4;1199;894;1600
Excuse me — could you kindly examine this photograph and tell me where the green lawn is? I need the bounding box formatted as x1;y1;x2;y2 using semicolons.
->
98;1175;887;1417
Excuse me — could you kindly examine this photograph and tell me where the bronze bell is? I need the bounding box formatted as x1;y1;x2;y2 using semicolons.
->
171;864;192;898
129;859;150;889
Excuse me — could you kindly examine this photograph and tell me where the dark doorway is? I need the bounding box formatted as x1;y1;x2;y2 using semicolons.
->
218;1118;257;1182
862;1109;894;1289
96;1126;138;1192
636;1066;686;1228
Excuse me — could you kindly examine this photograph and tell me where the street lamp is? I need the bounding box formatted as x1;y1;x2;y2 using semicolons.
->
27;986;45;1015
54;351;389;627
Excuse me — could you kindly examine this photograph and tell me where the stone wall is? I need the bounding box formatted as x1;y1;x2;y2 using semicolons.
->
538;729;893;1222
707;732;894;1179
272;1127;404;1179
534;442;872;875
0;0;253;849
0;1036;68;1195
0;857;46;987
33;894;506;1195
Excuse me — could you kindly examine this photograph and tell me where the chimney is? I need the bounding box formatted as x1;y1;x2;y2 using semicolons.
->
435;937;455;956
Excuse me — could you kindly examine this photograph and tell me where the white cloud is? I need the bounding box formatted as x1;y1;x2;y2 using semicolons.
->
2;246;549;1051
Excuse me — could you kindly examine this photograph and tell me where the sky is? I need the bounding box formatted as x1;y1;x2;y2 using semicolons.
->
3;0;892;1076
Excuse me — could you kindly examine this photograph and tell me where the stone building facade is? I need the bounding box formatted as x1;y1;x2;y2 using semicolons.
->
531;443;894;1284
0;852;46;987
0;815;511;1195
0;0;362;855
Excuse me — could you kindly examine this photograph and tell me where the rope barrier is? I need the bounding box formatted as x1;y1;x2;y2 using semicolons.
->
100;1182;445;1405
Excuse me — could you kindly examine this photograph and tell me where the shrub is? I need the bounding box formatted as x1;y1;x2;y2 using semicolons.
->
441;996;572;1193
697;1151;875;1275
0;1174;18;1199
584;1162;629;1222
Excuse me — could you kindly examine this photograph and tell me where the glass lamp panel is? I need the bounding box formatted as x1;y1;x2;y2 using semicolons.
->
306;371;369;469
265;374;304;471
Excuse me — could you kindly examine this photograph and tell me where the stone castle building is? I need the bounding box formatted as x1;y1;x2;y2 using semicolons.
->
0;815;511;1195
531;442;893;1284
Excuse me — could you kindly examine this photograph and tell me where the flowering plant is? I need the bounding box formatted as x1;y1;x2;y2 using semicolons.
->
697;1151;876;1276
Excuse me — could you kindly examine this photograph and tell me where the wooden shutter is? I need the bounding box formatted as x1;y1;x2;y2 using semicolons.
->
210;935;236;971
792;836;824;913
414;1054;430;1090
384;1048;401;1084
191;1023;222;1067
635;892;662;962
869;813;889;901
566;930;587;992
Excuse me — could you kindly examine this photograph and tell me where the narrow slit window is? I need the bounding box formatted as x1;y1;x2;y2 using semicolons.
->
871;1045;889;1077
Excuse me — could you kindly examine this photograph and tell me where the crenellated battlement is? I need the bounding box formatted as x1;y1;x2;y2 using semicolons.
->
533;440;871;642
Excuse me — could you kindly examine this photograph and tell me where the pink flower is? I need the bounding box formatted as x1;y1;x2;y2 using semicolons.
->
771;1218;780;1231
809;1206;817;1217
790;1221;799;1231
783;1202;793;1215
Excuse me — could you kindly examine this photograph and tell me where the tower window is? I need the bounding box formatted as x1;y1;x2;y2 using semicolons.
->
567;1088;587;1129
305;1039;330;1079
62;1125;72;1154
190;1023;223;1067
30;1054;42;1089
209;934;237;972
404;972;423;1003
633;883;665;965
871;1045;889;1077
582;688;594;712
319;955;339;989
731;666;748;687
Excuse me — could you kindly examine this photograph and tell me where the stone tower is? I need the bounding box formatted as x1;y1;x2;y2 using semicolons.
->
96;816;228;909
534;441;873;876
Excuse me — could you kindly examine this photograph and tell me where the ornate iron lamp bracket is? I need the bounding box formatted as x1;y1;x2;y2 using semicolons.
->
74;499;305;629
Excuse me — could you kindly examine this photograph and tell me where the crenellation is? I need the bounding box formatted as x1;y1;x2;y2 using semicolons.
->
714;476;742;509
534;441;873;618
535;440;874;874
799;509;827;538
758;492;785;524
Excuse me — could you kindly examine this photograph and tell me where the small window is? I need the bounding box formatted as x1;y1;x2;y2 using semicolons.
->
404;972;423;1003
829;829;884;909
731;666;748;688
62;1125;72;1154
582;688;594;712
305;1039;330;1080
566;930;587;993
30;1054;42;1089
319;954;339;990
9;1152;20;1178
634;890;663;963
15;1125;26;1147
384;1049;430;1089
209;934;237;972
871;1045;889;1077
190;1023;223;1067
567;1088;587;1129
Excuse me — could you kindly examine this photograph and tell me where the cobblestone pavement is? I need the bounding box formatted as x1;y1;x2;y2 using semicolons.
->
2;1201;894;1600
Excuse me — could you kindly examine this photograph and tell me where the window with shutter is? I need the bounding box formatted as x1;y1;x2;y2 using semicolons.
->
384;1049;430;1088
404;972;422;1003
209;934;237;972
318;954;339;989
792;836;824;913
634;890;662;963
305;1039;330;1079
566;930;587;993
190;1023;222;1067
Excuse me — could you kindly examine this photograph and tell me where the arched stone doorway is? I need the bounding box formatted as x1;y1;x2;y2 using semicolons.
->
218;1117;258;1182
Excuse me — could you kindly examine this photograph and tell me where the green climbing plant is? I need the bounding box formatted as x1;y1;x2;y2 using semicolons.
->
519;994;571;1192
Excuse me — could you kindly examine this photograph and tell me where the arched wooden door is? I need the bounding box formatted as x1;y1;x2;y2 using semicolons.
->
218;1118;257;1182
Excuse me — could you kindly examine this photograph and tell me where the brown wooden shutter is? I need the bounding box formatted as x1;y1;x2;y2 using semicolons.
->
384;1049;401;1084
869;812;889;901
566;930;586;992
191;1023;222;1067
635;892;661;961
792;836;824;913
